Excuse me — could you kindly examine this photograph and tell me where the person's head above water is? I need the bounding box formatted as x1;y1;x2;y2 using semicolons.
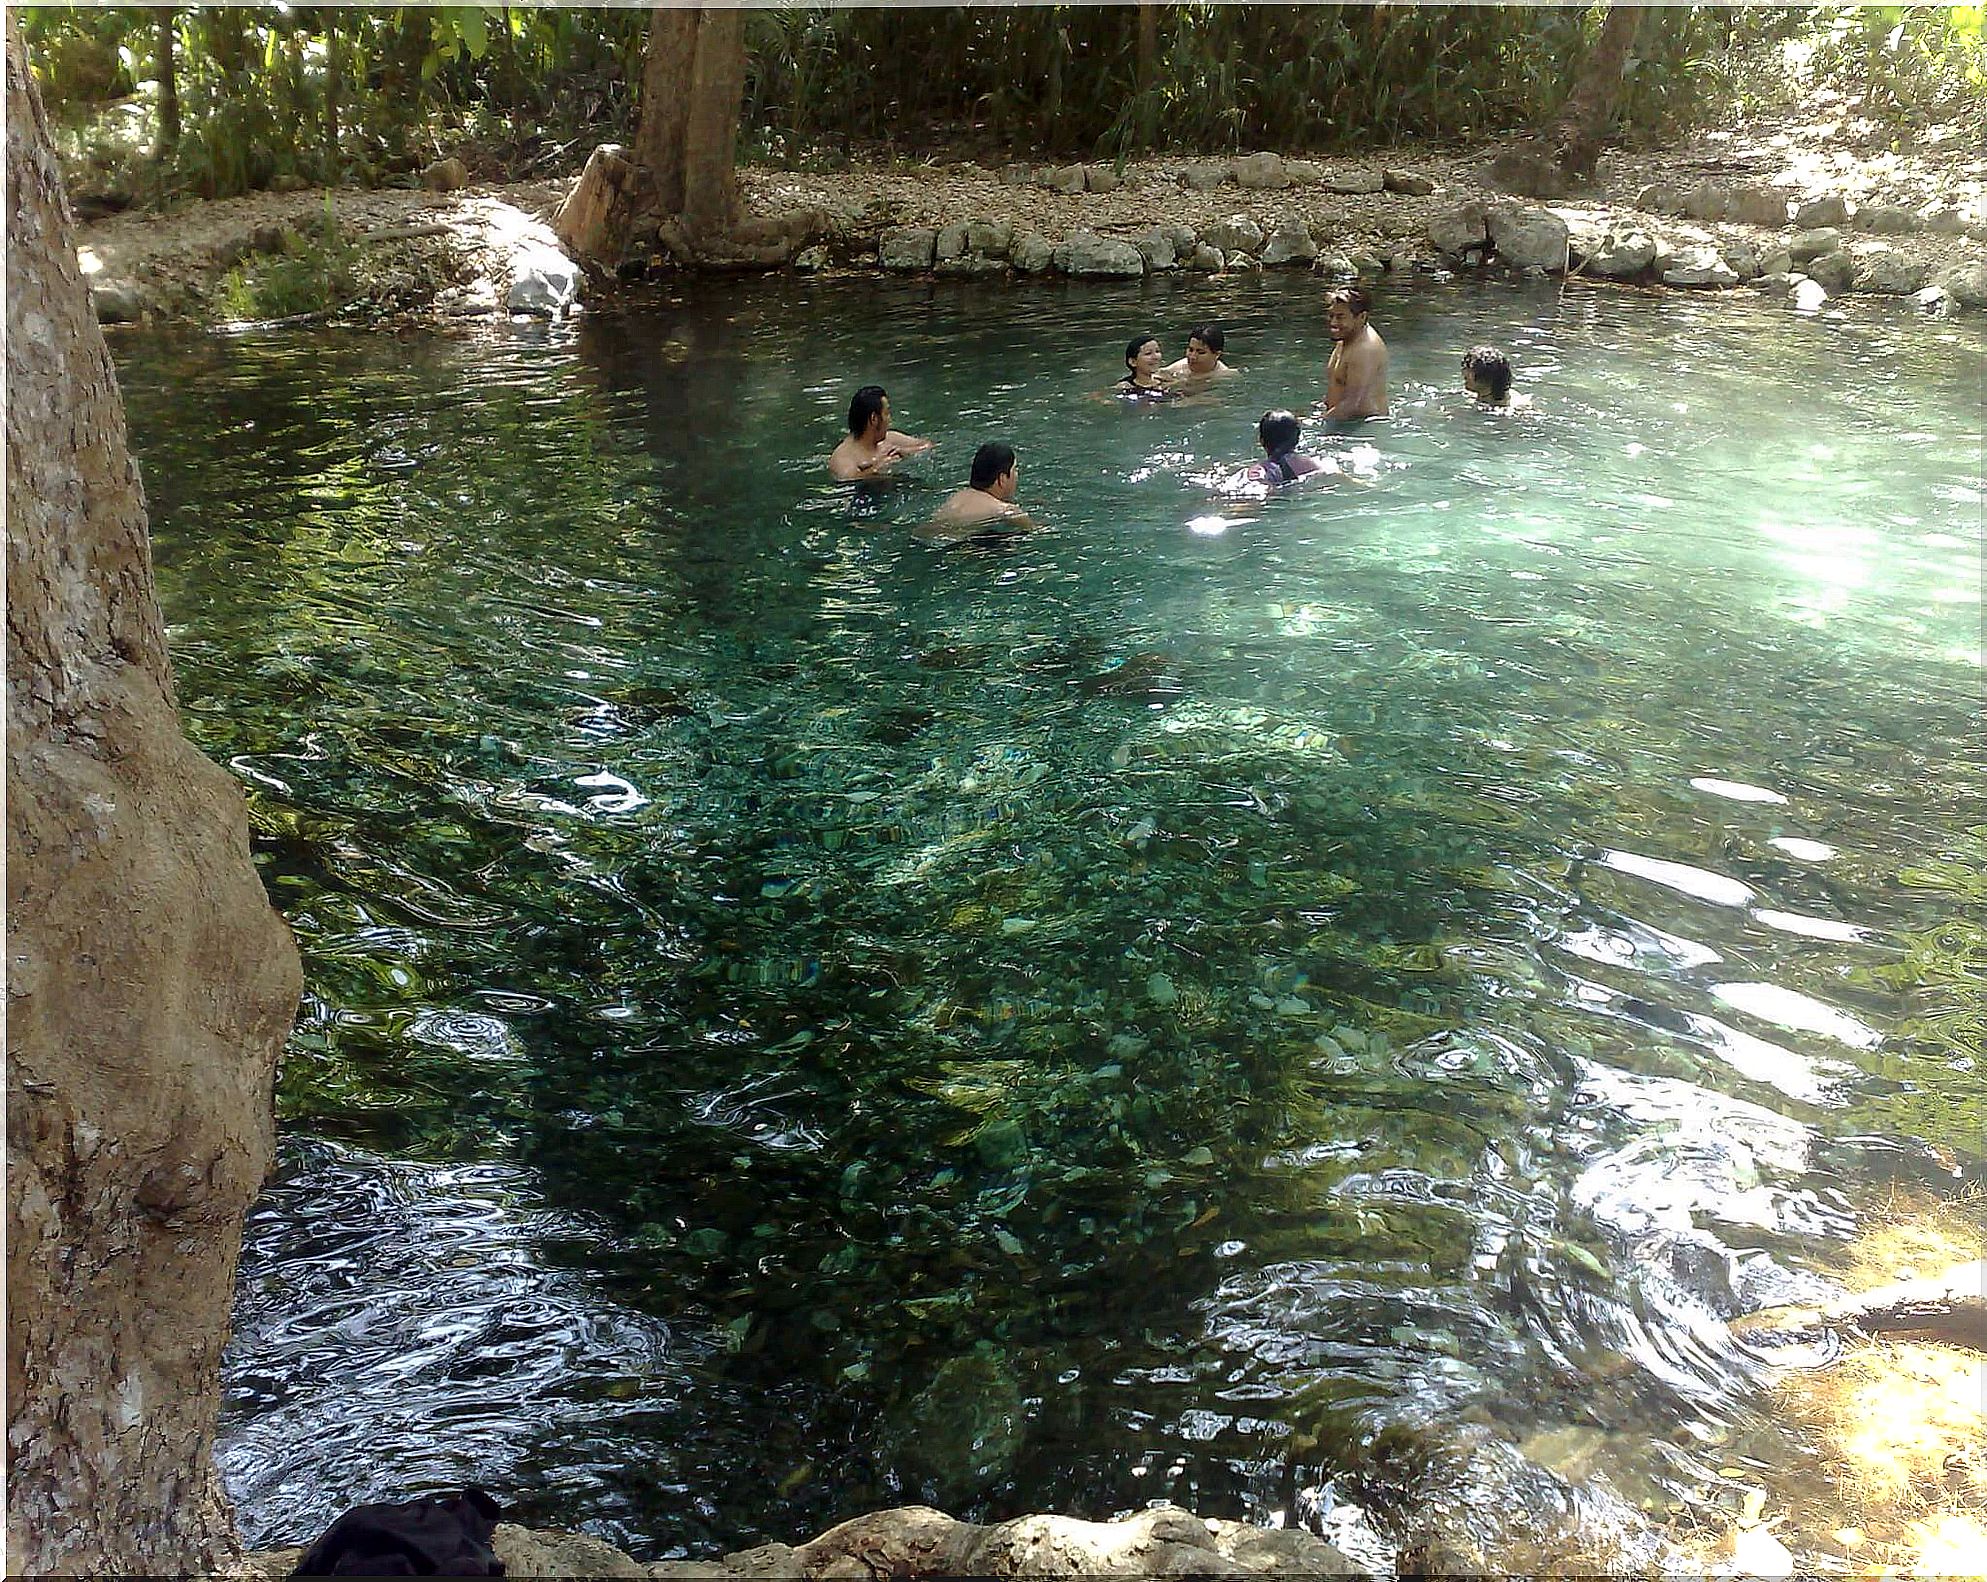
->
1125;335;1163;376
1185;324;1226;375
970;441;1018;495
847;384;890;439
1257;409;1302;460
1325;286;1372;340
1462;346;1514;402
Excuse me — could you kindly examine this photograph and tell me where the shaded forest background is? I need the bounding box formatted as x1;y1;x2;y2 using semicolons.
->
22;4;1987;211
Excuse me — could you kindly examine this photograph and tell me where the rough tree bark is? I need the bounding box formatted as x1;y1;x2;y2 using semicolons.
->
1548;3;1648;181
679;6;747;243
5;18;304;1576
633;6;699;217
153;7;179;161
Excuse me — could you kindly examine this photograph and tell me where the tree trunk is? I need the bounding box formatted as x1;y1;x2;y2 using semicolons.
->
1135;3;1158;150
680;6;746;243
5;19;303;1576
634;6;699;217
323;12;340;180
153;8;178;160
1548;3;1646;181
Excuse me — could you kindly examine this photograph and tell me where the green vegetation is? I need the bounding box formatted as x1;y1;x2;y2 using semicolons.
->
23;5;1987;207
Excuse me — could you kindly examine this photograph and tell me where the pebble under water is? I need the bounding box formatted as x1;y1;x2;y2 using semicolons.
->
114;273;1985;1569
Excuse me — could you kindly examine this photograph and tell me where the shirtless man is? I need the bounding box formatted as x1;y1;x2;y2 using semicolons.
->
1160;323;1239;387
828;385;934;481
1323;287;1389;420
920;442;1034;542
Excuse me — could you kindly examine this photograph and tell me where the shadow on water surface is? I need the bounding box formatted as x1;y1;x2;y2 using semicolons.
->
115;273;1985;1565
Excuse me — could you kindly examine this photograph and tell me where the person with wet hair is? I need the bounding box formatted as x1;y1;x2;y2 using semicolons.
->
1322;286;1389;420
1114;334;1175;401
1161;323;1238;386
1245;409;1328;486
922;441;1036;542
1462;345;1529;408
829;384;934;480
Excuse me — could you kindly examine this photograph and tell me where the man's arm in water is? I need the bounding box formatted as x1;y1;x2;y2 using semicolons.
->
884;429;934;455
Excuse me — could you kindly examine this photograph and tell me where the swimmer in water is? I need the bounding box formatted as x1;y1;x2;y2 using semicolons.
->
828;385;934;480
1114;334;1176;401
1322;286;1389;420
1160;323;1239;388
1243;409;1330;486
920;441;1035;543
1462;345;1531;409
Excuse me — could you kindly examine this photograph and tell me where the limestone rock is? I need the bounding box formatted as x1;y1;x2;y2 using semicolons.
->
1163;221;1198;253
1487;203;1569;271
1635;181;1683;213
1010;231;1054;273
1682;180;1730;222
881;1354;1025;1502
1937;259;1987;308
1663;246;1739;288
1315;253;1356;278
935;254;1007;279
1136;227;1177;271
1061;230;1145;278
422;156;470;192
1284;159;1324;186
1805;249;1856;293
1260;220;1317;267
1183;242;1224;272
507;245;580;316
1754;271;1794;298
1224;250;1262;272
1383;168;1437;197
966;219;1012;257
792;245;829;273
1181;162;1228;192
1855;247;1927;295
89;279;145;323
1233;152;1288;190
1726;185;1789;227
495;1524;646;1578
1857;203;1921;234
1203;214;1265;254
1347;248;1385;277
1757;245;1792;276
1041;165;1087;195
1386;247;1416;275
1911;284;1956;316
1586;228;1657;279
1788;227;1842;264
879;226;937;271
1718;241;1761;281
1793;194;1849;228
1325;166;1386;195
1792;276;1830;312
998;163;1034;187
1084;164;1121;194
935;222;969;261
1920;207;1969;235
1427;201;1489;257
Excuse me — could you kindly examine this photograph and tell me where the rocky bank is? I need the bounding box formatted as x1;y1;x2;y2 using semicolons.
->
76;131;1987;329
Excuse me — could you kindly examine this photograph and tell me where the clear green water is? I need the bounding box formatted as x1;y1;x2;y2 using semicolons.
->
115;275;1984;1566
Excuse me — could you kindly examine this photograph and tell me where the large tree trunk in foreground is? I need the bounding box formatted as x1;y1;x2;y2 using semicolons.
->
5;19;303;1575
1548;3;1647;181
634;6;700;218
679;6;747;243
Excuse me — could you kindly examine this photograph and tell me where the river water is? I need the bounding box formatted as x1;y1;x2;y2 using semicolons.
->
114;274;1984;1568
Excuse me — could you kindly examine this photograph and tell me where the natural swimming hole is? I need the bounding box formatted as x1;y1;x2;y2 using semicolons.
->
115;273;1983;1567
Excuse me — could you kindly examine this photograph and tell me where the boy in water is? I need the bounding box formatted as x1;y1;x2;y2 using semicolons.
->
829;385;934;480
1462;345;1530;408
1161;324;1239;387
921;442;1035;542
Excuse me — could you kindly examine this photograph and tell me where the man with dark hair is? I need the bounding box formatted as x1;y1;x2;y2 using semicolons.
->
1462;345;1528;408
1323;287;1389;420
922;441;1034;541
829;384;934;480
1161;323;1238;386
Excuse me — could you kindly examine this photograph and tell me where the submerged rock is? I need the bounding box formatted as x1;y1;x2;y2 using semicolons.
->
507;246;579;317
879;226;937;271
879;1352;1025;1503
